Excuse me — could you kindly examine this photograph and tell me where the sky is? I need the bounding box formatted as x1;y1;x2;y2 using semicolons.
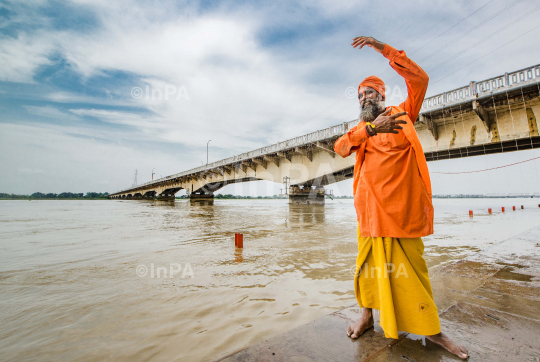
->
1;0;540;196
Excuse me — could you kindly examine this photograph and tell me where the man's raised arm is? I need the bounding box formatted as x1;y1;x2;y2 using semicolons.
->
351;37;429;123
381;44;428;123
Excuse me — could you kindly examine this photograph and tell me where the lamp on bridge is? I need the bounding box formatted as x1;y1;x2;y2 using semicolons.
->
207;140;211;166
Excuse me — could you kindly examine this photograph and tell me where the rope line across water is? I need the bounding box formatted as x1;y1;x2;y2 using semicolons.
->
431;156;540;174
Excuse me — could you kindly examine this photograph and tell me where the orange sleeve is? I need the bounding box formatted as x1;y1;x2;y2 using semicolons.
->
333;125;369;158
382;44;429;124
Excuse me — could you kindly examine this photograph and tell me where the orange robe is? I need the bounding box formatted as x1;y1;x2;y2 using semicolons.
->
334;44;433;238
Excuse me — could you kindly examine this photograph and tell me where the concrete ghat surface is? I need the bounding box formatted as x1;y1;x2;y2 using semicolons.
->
217;226;540;362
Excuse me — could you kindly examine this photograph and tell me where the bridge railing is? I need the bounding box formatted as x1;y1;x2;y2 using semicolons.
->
421;64;540;111
118;64;540;193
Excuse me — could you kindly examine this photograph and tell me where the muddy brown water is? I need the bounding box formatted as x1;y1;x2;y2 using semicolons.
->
1;198;539;361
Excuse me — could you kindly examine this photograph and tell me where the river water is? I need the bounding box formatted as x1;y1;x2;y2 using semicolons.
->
1;198;539;361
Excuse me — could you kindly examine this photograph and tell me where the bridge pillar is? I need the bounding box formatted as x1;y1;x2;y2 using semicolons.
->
288;185;325;205
157;192;176;201
143;191;156;200
189;191;214;200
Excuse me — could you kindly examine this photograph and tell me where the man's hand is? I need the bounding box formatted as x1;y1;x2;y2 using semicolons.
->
371;109;407;134
351;36;385;53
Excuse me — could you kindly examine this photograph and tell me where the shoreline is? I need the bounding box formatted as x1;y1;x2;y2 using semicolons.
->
0;198;110;201
218;224;540;361
1;196;539;201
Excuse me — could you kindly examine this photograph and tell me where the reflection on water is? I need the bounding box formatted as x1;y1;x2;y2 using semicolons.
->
288;204;326;226
0;198;539;362
235;248;244;263
189;199;214;206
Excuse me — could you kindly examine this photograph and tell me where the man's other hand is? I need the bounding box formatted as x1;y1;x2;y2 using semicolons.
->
351;36;385;53
372;109;407;134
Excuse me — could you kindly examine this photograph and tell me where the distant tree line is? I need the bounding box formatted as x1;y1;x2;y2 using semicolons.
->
0;192;110;199
175;194;289;199
174;194;354;200
215;194;285;199
433;194;539;198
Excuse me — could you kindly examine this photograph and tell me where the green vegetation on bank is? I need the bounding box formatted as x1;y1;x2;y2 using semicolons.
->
175;194;287;199
175;194;354;199
215;194;285;199
0;192;110;200
433;194;539;198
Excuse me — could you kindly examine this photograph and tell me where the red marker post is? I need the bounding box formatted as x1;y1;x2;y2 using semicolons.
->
469;210;473;217
502;207;505;212
488;208;492;214
513;206;516;211
235;233;243;248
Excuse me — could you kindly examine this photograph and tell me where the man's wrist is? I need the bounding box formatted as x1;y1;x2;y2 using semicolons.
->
365;124;377;137
374;40;385;53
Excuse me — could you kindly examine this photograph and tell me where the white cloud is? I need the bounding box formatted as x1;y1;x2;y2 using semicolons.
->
25;105;80;121
1;0;540;194
0;33;55;83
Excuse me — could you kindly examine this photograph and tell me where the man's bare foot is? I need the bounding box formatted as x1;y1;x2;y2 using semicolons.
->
426;332;469;359
347;308;374;339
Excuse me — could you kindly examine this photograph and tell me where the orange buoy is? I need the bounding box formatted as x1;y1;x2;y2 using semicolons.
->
488;208;492;214
469;210;473;217
513;206;516;211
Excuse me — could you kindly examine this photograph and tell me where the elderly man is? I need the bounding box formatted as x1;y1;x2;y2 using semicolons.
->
334;36;468;360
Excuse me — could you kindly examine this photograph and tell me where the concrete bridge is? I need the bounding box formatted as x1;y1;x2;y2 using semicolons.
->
110;64;540;204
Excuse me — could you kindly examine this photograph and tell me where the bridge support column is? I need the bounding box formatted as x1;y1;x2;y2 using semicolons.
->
157;193;176;201
143;191;156;200
288;186;325;205
189;191;214;200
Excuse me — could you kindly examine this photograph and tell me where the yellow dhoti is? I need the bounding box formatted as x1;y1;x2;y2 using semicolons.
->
354;226;441;339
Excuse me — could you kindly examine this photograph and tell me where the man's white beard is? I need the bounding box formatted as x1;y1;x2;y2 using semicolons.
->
360;100;385;122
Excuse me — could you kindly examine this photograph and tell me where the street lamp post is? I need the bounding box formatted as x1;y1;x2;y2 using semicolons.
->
207;140;211;166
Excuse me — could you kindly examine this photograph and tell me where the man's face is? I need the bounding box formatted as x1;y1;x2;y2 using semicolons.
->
359;86;385;122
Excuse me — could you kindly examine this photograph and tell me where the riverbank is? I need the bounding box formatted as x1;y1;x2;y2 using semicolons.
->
219;224;540;361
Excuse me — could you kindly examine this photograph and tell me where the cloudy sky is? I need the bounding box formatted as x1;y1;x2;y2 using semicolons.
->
1;0;540;196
